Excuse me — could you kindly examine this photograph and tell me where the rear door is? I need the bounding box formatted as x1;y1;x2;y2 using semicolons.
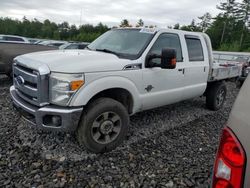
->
181;35;209;100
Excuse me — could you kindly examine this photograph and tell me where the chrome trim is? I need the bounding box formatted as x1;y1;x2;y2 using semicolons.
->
10;86;83;132
37;64;50;75
13;61;49;106
123;63;142;70
14;81;38;98
13;66;38;83
10;86;36;114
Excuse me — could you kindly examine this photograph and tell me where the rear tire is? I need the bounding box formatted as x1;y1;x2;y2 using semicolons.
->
77;98;129;153
206;82;227;111
236;78;244;88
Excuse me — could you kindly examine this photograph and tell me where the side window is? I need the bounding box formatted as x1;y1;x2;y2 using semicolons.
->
4;36;24;42
148;33;183;65
185;37;204;61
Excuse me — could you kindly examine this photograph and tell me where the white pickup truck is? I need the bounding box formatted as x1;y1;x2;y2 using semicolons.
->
10;28;242;153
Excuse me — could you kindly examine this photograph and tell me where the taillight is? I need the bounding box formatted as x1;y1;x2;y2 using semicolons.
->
213;127;246;188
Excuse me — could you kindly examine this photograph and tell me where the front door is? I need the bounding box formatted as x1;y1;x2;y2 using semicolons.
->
141;33;185;111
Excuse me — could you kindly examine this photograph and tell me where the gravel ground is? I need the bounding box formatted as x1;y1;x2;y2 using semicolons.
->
0;75;239;187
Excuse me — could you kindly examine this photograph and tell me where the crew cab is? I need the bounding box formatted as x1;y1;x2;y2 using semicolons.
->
10;28;242;153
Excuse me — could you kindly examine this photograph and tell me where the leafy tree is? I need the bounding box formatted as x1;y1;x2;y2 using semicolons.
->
217;0;238;17
120;19;130;27
216;0;239;45
0;17;109;42
180;20;201;32
198;12;212;32
235;0;250;48
58;21;70;39
173;23;180;29
136;19;144;27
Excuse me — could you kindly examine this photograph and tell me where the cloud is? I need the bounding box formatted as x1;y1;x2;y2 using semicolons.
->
0;0;223;27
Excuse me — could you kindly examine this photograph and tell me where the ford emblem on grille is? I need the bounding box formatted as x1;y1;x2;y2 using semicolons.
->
16;76;25;85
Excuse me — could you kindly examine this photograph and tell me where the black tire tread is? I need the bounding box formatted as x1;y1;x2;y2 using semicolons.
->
206;82;227;111
77;97;129;153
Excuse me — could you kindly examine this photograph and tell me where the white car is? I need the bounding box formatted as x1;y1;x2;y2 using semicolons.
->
38;40;67;48
0;34;30;43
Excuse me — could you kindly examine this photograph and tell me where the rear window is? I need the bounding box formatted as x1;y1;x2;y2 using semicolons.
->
185;36;204;61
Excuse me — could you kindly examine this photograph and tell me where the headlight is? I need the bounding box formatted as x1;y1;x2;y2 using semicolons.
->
49;72;84;106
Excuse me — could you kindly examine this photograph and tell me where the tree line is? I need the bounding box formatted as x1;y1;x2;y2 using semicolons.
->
0;17;109;42
0;0;249;51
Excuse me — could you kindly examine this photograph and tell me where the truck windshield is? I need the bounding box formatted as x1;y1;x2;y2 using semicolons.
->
88;29;155;59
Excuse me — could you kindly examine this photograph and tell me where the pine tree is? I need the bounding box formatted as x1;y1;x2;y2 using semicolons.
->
235;0;250;48
216;0;239;45
136;19;144;27
198;12;212;32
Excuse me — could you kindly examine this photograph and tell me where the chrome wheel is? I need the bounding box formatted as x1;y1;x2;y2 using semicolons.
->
91;111;121;144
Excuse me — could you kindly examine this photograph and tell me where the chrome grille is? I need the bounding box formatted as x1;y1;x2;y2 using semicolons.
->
13;62;49;106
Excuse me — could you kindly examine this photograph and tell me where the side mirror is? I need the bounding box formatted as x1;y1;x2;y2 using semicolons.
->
161;48;177;69
145;48;177;69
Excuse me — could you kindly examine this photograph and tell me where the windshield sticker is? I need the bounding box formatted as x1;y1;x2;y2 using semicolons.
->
139;28;157;34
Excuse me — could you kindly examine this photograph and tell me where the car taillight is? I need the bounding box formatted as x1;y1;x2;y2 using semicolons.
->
213;127;246;188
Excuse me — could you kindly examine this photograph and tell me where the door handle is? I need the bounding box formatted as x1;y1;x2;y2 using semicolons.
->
178;69;185;74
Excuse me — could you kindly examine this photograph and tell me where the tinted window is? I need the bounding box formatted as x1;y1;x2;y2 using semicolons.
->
3;36;24;42
185;37;204;61
148;33;183;65
79;44;88;49
52;43;64;47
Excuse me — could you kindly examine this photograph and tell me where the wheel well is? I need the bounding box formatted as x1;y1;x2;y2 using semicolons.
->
204;81;224;96
87;88;134;114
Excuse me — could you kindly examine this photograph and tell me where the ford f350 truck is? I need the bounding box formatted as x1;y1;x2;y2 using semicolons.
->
10;28;242;153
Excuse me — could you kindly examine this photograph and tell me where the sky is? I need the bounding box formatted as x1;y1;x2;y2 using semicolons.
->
0;0;226;27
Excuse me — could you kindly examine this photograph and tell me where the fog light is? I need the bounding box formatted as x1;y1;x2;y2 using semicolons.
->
52;116;62;127
43;115;62;127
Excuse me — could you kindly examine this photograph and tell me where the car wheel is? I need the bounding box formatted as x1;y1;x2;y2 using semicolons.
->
77;98;129;153
206;82;227;111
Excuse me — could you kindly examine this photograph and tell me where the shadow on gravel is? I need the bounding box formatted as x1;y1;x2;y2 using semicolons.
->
0;75;12;87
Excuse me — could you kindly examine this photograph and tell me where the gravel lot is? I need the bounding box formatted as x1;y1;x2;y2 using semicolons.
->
0;75;239;187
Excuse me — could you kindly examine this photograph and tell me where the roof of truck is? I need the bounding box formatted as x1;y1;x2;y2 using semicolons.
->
115;27;204;36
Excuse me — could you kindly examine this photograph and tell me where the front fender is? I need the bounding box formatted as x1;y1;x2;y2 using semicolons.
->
69;76;141;114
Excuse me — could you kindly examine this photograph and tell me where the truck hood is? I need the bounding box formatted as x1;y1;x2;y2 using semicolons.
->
15;49;134;73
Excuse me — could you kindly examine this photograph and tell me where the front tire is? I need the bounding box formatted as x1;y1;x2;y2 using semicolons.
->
77;98;129;153
206;82;227;111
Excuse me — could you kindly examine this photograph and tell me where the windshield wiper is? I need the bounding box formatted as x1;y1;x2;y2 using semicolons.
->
95;48;121;57
85;46;92;50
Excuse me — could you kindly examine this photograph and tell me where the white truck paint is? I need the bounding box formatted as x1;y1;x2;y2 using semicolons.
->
10;28;242;153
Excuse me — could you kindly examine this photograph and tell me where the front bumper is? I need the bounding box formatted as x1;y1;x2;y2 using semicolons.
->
10;86;83;132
